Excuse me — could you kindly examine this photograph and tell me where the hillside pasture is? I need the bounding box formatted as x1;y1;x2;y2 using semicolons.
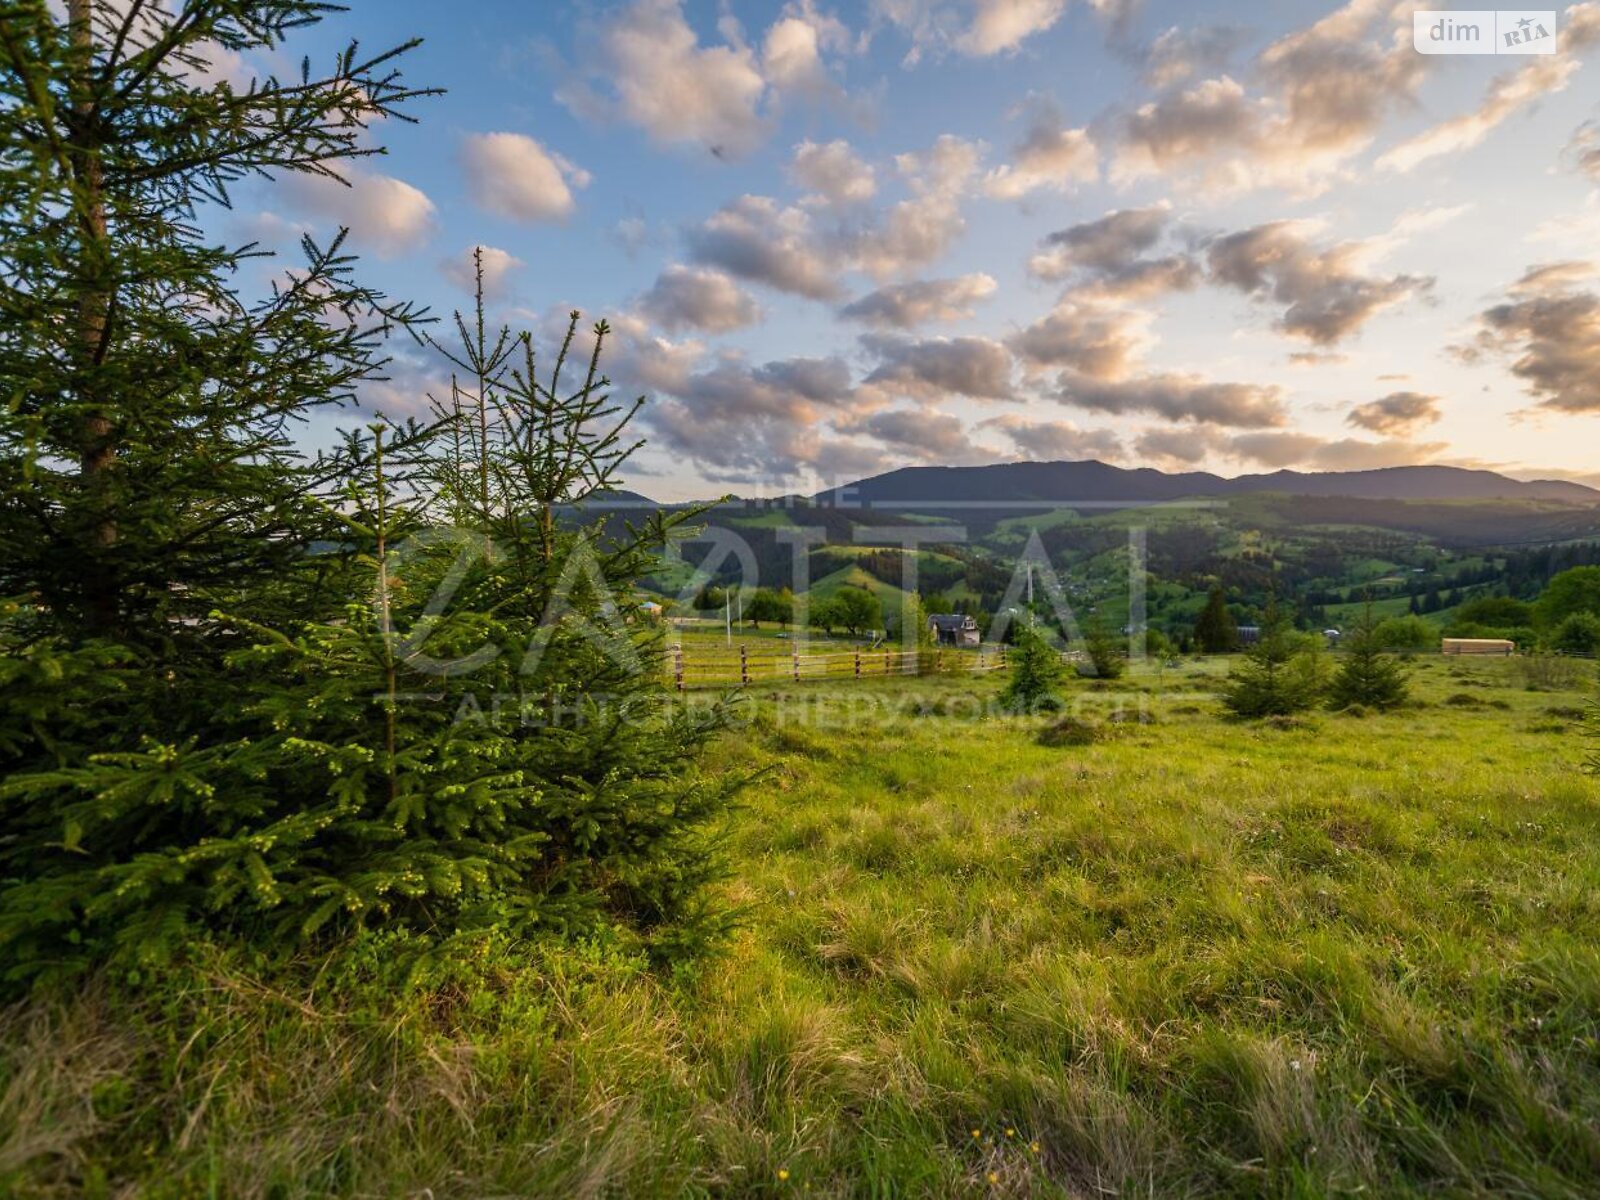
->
5;655;1599;1197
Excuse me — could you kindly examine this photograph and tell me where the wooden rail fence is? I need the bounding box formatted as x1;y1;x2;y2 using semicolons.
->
668;644;1010;690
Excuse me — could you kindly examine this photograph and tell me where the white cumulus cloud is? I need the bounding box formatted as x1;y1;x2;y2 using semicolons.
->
462;132;589;223
283;166;436;259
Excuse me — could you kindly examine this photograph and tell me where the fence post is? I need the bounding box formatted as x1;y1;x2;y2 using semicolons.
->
740;643;749;686
854;648;861;678
673;645;684;692
935;648;943;674
792;645;800;682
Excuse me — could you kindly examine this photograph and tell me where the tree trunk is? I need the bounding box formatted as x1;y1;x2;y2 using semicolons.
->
69;0;118;634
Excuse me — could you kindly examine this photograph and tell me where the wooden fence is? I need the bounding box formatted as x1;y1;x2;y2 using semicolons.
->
668;643;1010;690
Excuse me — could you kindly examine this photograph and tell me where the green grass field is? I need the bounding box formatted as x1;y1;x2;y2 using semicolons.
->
4;657;1599;1197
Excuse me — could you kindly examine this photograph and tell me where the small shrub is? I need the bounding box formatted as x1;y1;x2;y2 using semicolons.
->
1447;692;1510;711
1078;620;1126;680
1224;599;1326;719
1519;652;1584;692
1371;616;1439;653
1037;716;1100;747
1328;602;1409;712
1001;623;1066;714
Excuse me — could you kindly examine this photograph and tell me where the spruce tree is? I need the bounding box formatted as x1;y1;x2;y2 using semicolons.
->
0;7;736;985
0;1;432;649
0;0;435;983
1194;584;1239;653
1328;601;1409;712
1001;622;1065;713
1223;597;1323;718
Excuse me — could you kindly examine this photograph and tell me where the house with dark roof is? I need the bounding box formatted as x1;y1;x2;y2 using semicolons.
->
928;613;980;647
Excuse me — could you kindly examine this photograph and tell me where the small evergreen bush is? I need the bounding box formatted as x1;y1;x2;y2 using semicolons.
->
1329;603;1410;712
1001;623;1066;714
1224;599;1326;718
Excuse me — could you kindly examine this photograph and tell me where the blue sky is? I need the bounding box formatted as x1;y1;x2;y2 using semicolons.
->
228;1;1600;500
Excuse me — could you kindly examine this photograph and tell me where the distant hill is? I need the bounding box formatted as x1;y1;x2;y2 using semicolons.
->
1230;466;1597;503
815;461;1598;508
565;488;660;511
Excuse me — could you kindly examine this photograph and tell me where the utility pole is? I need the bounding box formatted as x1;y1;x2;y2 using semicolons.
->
725;589;732;647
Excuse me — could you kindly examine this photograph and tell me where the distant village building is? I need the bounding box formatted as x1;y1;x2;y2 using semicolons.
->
928;613;981;647
1237;625;1262;647
1323;629;1342;647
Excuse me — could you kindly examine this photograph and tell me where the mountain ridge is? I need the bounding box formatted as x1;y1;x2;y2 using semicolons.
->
808;461;1600;508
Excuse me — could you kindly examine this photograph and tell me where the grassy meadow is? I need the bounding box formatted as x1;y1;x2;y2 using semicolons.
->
5;655;1600;1197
